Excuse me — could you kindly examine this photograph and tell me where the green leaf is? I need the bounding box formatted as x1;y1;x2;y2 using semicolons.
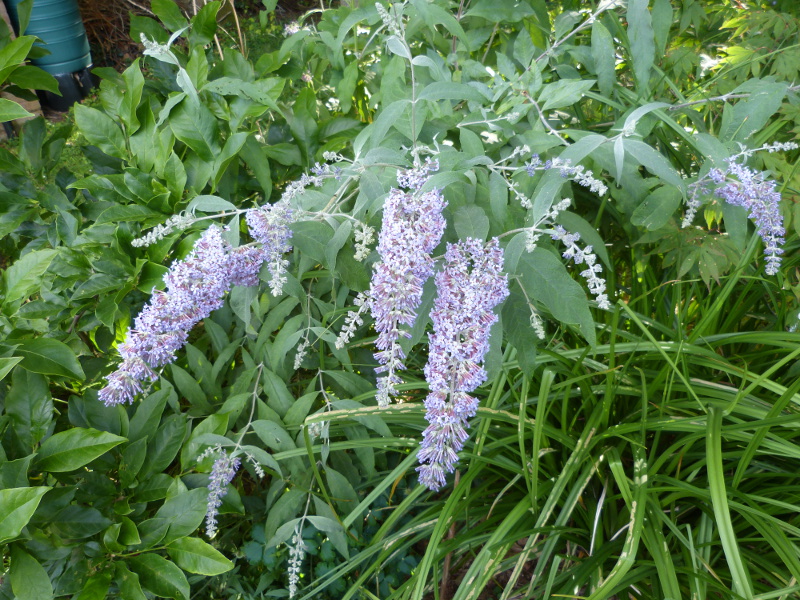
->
591;21;615;97
0;97;33;121
151;0;188;32
465;0;534;22
9;337;85;379
74;104;128;158
116;563;146;600
538;79;595;112
139;488;207;548
0;487;50;544
291;220;335;266
129;554;190;600
453;205;490;241
167;537;234;575
627;0;655;92
36;427;126;472
418;81;488;103
169;100;221;161
624;139;686;192
53;505;111;539
252;419;297;454
73;571;112;600
5;368;52;448
188;1;220;46
517;248;596;345
652;0;673;56
0;35;36;73
631;186;682;230
10;546;53;600
3;248;57;304
719;80;788;143
6;66;60;95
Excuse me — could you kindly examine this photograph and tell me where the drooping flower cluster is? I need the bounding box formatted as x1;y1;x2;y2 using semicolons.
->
417;238;509;491
200;447;241;539
99;226;260;406
551;225;611;309
369;162;447;407
287;522;306;598
101;203;295;406
526;155;608;198
245;200;295;295
682;143;797;276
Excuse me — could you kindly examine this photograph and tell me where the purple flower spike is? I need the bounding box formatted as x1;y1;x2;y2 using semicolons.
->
100;226;234;406
245;200;294;296
205;452;241;538
416;238;509;491
716;162;785;276
369;167;447;407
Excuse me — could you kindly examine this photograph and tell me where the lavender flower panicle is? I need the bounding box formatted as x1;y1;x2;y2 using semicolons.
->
526;155;608;196
416;238;509;491
715;163;785;275
551;225;612;310
369;165;447;408
203;449;241;539
245;201;295;296
99;226;246;406
684;156;788;275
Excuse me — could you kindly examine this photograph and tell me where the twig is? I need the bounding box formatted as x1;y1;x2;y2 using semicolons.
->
439;469;460;600
669;84;800;110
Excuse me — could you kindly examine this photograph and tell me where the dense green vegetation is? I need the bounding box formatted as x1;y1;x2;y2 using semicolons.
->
2;1;800;599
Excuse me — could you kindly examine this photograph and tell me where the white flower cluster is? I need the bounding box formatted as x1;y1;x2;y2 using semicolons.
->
131;213;192;247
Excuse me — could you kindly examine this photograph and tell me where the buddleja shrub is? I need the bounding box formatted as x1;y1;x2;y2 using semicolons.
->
1;0;798;598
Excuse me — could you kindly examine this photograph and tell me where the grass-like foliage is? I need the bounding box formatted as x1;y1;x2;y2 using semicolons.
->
1;0;800;599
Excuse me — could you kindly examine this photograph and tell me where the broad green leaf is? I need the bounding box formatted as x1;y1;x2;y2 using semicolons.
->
73;571;112;600
53;505;111;539
418;81;488;103
10;546;53;600
465;0;534;22
3;248;57;304
291;220;335;266
0;487;50;544
116;563;146;600
142;414;187;478
129;554;190;600
186;195;236;213
9;337;85;379
453;205;490;241
538;79;595;112
36;427;126;472
169;100;220;161
624;139;686;192
628;0;655;92
517;248;596;345
167;537;234;575
252;419;297;453
652;0;673;56
719;80;788;143
5;368;52;448
151;0;188;32
188;1;220;46
591;21;615;97
0;36;36;73
74;104;128;158
0;97;33;121
631;186;682;230
137;488;207;548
